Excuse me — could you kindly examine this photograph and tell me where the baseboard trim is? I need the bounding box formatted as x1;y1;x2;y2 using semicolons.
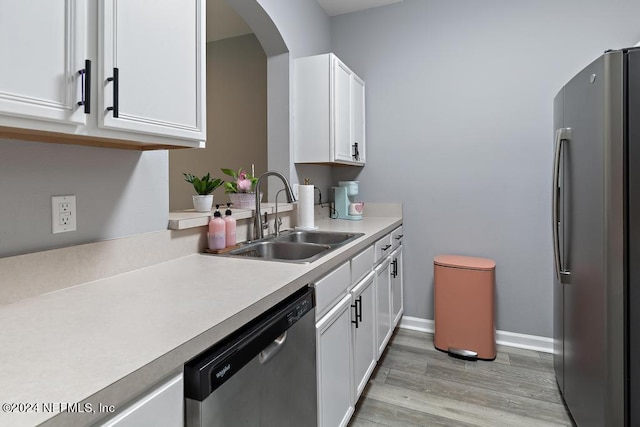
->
398;316;553;354
399;316;436;334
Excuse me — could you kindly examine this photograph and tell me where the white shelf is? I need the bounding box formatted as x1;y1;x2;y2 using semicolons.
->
168;203;295;230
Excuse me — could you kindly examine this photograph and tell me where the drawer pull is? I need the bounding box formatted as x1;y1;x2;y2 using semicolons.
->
381;244;392;252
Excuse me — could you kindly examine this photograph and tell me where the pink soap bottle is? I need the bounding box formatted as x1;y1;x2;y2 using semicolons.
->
224;203;237;248
209;205;226;250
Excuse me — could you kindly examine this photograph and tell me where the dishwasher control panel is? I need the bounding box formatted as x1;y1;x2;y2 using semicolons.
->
286;293;313;325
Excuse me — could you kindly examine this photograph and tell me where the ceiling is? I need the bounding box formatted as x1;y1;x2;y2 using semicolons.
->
206;0;403;42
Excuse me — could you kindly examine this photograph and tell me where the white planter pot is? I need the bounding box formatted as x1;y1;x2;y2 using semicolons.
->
193;195;214;212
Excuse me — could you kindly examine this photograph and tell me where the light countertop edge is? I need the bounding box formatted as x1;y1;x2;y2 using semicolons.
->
2;215;402;427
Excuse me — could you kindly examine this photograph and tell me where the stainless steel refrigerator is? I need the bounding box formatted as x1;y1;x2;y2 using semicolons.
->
553;47;640;426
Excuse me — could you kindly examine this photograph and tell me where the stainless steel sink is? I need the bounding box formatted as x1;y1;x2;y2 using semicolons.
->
273;230;364;247
228;241;332;263
209;230;365;264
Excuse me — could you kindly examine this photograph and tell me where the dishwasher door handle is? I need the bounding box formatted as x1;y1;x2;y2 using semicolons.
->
258;331;288;364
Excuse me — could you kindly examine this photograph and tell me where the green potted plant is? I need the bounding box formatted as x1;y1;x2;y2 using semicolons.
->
183;173;224;212
221;167;262;209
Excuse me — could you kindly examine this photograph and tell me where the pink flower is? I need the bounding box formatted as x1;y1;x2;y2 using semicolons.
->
237;173;252;192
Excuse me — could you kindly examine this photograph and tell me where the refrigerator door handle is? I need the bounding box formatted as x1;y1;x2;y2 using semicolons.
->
553;128;571;284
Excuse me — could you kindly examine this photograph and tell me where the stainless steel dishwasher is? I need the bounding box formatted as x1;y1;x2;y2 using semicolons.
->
184;286;317;427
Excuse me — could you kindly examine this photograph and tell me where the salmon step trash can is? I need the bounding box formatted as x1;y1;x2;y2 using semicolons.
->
434;254;496;360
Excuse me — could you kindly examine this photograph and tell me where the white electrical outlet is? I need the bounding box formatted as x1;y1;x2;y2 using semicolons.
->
52;195;77;233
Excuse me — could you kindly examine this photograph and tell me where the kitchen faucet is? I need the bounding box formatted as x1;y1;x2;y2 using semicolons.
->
253;171;296;240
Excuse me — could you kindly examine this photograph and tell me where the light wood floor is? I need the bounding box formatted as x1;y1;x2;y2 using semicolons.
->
348;328;574;427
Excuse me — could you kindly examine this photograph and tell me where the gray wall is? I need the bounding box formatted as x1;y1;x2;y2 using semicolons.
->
225;0;334;198
169;35;267;211
0;140;167;257
255;0;334;194
331;0;640;337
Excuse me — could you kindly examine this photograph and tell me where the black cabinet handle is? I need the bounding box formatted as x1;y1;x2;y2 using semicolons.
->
352;295;363;328
392;259;398;278
106;67;119;118
382;244;392;252
352;142;360;161
351;300;359;328
77;59;91;114
395;234;404;241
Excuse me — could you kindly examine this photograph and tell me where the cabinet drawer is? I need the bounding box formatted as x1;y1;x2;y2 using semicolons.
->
100;373;183;427
374;234;392;264
314;261;351;318
351;246;374;285
391;226;403;249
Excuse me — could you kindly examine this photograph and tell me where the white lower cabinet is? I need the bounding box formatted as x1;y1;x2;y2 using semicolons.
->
316;227;404;426
316;293;354;427
351;271;377;400
391;246;404;328
99;373;183;427
375;257;393;359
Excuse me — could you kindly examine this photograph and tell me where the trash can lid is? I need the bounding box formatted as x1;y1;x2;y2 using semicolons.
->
434;255;495;271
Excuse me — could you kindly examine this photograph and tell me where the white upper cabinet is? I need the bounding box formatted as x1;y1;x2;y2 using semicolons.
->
294;53;365;166
99;0;205;141
0;0;205;149
333;60;352;163
350;74;365;163
0;1;87;126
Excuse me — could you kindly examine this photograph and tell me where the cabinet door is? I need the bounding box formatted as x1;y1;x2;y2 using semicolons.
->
316;294;354;427
100;0;205;141
375;257;392;359
0;0;87;125
333;58;353;163
351;74;365;164
351;271;376;400
100;373;183;427
391;247;404;328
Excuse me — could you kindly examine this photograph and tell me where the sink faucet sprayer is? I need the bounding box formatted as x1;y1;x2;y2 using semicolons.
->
253;171;296;240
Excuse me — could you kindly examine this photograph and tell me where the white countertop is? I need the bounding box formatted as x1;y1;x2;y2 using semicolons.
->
0;215;401;427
